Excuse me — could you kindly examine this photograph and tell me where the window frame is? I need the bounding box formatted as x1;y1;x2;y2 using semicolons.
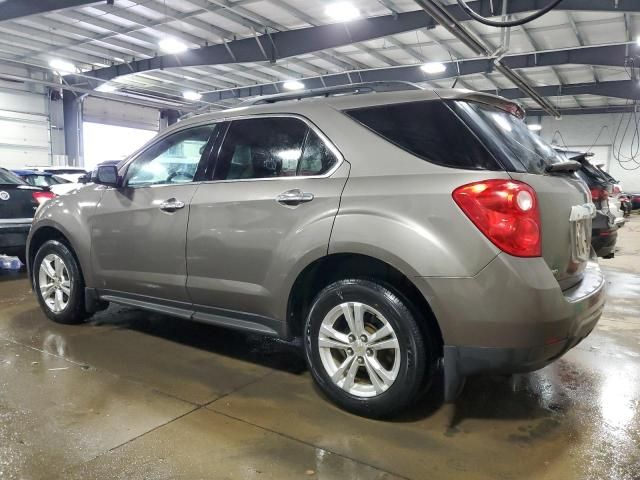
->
204;113;344;184
119;122;222;189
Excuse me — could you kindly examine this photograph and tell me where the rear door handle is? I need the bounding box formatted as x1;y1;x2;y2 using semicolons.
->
159;198;186;212
276;189;314;206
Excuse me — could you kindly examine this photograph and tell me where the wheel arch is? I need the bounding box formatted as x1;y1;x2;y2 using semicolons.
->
285;252;444;352
28;224;82;283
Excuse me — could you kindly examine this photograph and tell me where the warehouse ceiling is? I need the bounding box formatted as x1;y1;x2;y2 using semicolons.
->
0;0;638;116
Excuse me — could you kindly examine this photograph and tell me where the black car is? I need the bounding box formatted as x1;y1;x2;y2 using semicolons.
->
553;148;618;258
0;168;54;261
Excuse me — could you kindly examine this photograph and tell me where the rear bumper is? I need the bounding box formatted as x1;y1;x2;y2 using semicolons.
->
415;254;605;401
0;222;31;256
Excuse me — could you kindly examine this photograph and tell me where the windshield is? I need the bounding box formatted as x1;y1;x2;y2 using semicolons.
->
23;174;59;187
0;168;25;185
453;101;563;174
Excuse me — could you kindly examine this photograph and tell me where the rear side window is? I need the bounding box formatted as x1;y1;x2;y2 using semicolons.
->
214;117;338;180
453;101;563;174
345;101;501;170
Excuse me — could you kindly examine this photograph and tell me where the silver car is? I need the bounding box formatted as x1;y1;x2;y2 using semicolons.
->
27;87;605;418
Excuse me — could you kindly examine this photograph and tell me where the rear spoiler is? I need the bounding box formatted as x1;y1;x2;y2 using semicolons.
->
437;90;526;119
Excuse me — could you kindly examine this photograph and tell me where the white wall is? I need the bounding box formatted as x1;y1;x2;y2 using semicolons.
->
539;112;640;191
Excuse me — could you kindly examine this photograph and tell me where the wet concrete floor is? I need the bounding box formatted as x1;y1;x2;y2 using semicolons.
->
1;220;639;479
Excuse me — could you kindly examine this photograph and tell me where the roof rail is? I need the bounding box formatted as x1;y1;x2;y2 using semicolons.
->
240;81;422;106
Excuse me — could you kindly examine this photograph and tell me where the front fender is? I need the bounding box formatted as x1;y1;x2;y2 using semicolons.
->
28;186;103;287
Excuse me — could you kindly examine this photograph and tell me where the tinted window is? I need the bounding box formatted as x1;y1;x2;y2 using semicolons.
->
126;125;215;187
0;168;23;185
214;117;310;180
345;101;500;170
454;101;562;174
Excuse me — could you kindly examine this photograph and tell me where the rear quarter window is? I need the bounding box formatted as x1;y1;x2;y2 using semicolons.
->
344;100;501;170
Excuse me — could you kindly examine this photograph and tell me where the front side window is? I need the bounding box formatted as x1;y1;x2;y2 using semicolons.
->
126;124;215;187
213;117;338;180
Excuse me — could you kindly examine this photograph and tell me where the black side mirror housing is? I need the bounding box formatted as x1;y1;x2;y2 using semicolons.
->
93;165;120;187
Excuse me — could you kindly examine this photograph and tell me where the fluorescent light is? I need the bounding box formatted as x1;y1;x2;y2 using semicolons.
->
49;59;76;73
183;91;202;101
325;2;360;21
159;38;188;54
420;62;447;74
283;80;305;90
528;124;543;131
637;35;640;46
96;83;117;93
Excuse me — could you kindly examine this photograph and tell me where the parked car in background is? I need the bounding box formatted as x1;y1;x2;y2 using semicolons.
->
14;169;86;196
26;87;605;417
630;193;640;210
553;148;619;259
12;169;69;188
28;166;88;183
594;165;625;227
0;168;54;262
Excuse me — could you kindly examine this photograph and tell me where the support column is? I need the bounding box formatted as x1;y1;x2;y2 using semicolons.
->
160;109;180;130
62;92;85;167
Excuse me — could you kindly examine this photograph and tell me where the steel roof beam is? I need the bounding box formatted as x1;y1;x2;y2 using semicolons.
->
528;104;638;116
74;0;640;83
491;80;640;102
197;44;638;102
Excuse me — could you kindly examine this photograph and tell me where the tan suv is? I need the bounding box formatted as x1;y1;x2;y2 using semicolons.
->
27;85;605;418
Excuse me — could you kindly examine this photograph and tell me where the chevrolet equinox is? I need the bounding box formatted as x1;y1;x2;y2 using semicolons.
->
27;86;605;418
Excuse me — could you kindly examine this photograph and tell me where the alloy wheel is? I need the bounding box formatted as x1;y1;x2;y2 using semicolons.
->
318;302;401;398
38;253;71;313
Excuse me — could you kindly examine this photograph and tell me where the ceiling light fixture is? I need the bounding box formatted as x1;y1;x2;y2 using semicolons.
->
283;80;305;90
159;38;188;54
420;62;447;74
325;2;360;22
49;59;76;73
528;124;543;132
96;83;118;93
183;91;202;101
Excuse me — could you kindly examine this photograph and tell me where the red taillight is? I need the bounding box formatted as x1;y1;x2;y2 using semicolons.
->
32;191;55;205
589;187;608;202
452;179;541;257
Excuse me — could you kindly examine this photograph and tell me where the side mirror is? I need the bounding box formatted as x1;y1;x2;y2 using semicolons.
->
93;165;120;187
78;173;90;184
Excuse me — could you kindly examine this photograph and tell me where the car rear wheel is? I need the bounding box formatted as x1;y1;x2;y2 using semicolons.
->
33;240;89;324
304;279;436;418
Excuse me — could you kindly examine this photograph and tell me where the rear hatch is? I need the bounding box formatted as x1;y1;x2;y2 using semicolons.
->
452;100;593;290
0;169;39;220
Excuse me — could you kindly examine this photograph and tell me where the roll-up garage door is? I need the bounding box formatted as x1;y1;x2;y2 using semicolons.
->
0;90;51;169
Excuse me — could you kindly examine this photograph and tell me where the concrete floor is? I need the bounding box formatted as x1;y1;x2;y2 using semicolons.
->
1;221;639;480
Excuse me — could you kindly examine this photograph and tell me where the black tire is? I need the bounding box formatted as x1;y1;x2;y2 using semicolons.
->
304;279;437;418
32;239;89;324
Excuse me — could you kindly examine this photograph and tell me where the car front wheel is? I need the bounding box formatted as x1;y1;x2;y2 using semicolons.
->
33;239;88;324
304;279;435;418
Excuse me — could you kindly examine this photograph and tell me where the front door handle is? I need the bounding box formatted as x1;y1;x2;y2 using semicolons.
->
159;198;186;212
276;189;314;206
